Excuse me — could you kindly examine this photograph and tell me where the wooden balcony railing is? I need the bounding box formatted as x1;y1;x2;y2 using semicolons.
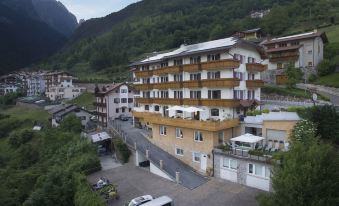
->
149;116;240;131
134;84;153;90
134;70;153;78
93;111;106;117
246;63;267;72
132;111;161;119
200;78;240;88
152;82;182;90
136;97;240;107
201;59;240;70
153;65;183;76
183;64;201;72
93;102;107;107
269;52;299;62
246;80;265;88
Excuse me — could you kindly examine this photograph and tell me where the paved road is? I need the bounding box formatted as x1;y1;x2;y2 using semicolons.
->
110;120;208;190
88;153;261;206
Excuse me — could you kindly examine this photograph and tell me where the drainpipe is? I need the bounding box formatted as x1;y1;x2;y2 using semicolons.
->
212;149;215;177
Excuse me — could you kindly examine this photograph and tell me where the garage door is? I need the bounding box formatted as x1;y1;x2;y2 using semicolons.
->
266;129;287;141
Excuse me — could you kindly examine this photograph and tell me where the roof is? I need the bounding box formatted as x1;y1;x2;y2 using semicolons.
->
242;28;261;34
244;112;300;124
90;132;110;143
262;31;328;45
266;45;302;53
231;133;264;143
132;37;239;65
95;83;124;95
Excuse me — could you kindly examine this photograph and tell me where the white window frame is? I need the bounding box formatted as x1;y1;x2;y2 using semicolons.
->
223;158;237;170
194;131;203;142
192;152;201;163
175;147;184;156
248;163;270;179
176;128;183;139
160;125;167;136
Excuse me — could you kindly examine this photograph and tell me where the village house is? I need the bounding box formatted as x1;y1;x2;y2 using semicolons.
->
131;36;268;174
26;72;46;96
261;30;328;84
94;83;136;127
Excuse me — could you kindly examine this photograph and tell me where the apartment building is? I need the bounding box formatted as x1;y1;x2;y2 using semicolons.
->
261;31;328;84
94;83;136;127
26;72;46;96
131;37;267;174
44;71;86;101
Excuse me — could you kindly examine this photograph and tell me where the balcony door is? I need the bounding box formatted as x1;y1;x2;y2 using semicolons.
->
163;106;169;117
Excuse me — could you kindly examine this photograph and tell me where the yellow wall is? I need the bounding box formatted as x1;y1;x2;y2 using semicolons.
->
262;120;298;141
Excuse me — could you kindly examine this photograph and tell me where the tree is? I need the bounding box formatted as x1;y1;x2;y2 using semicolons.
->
284;64;303;88
301;105;339;144
60;114;82;133
318;59;335;76
258;139;339;206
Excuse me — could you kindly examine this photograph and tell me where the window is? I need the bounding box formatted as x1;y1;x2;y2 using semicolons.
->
190;73;201;80
160;125;167;136
128;98;133;103
223;158;237;170
233;54;245;63
160;91;169;98
154;105;160;112
194;131;203;142
278;42;287;47
176;128;183;139
277;63;283;69
291;41;299;46
142;78;150;84
190;91;201;99
160;76;168;83
174;59;183;66
211;108;219;116
248;90;255;100
145;105;149;111
248;163;270;178
116;108;119;113
208;90;221;99
308;62;313;67
308;50;313;54
207;71;220;79
121;89;128;93
207;53;220;62
233;71;244;80
248;73;255;80
143;91;150;98
190;56;201;64
192;152;201;162
234;90;245;100
175;148;184;156
121;98;127;103
129;108;132;112
174;90;183;99
161;61;168;68
174;74;183;82
248;57;255;63
122;107;125;113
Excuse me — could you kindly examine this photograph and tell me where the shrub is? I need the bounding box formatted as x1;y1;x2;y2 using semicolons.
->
290;120;317;144
318;59;335;76
113;138;131;163
262;109;270;114
217;144;231;152
287;106;305;114
308;74;317;83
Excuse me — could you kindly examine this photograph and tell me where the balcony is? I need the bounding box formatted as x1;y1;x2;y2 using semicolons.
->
200;78;240;88
135;97;153;104
183;64;201;72
153;98;182;105
149;116;240;131
134;70;153;78
183;99;240;107
246;80;265;88
246;63;267;72
93;102;107;107
152;82;182;90
134;84;153;90
201;59;240;70
153;65;183;76
132;111;161;119
269;52;299;63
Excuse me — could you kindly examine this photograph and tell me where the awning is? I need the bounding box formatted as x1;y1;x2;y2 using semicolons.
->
91;132;111;143
183;106;204;113
166;106;185;111
230;133;264;143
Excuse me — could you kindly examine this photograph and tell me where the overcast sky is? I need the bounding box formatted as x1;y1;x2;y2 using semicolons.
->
58;0;140;21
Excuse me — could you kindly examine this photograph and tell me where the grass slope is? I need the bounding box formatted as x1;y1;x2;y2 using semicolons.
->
3;105;49;122
315;73;339;88
68;92;95;110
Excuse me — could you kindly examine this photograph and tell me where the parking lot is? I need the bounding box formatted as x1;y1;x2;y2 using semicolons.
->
88;153;262;206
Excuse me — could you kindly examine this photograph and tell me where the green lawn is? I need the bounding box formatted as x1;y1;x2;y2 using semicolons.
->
315;73;339;88
68;92;95;110
321;24;339;43
3;105;49;122
262;85;312;99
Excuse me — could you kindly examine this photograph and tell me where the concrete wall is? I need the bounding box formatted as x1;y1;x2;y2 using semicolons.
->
150;163;174;182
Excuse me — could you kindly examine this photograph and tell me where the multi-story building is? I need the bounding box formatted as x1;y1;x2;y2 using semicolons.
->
94;83;136;127
261;30;328;84
44;71;86;101
26;72;46;96
131;37;267;174
0;84;19;96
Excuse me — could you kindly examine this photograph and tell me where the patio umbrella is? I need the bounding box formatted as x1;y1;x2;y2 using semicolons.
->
166;105;185;111
183;106;204;113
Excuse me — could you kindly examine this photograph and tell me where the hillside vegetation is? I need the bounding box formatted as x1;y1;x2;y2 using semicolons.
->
41;0;339;82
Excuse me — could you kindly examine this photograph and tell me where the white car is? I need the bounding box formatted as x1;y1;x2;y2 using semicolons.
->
128;195;153;206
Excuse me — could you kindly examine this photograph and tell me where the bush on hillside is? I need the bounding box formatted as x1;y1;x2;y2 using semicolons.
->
318;59;335;76
113;138;131;163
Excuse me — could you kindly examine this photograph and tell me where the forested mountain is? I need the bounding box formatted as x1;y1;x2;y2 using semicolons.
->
0;0;77;75
43;0;339;82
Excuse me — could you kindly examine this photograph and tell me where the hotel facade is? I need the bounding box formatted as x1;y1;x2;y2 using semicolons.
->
131;37;267;174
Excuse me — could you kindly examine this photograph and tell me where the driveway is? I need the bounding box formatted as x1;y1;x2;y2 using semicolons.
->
88;154;261;206
110;120;208;190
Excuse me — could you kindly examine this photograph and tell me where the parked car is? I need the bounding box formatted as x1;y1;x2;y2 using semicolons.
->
127;195;153;206
119;114;129;121
141;196;173;206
